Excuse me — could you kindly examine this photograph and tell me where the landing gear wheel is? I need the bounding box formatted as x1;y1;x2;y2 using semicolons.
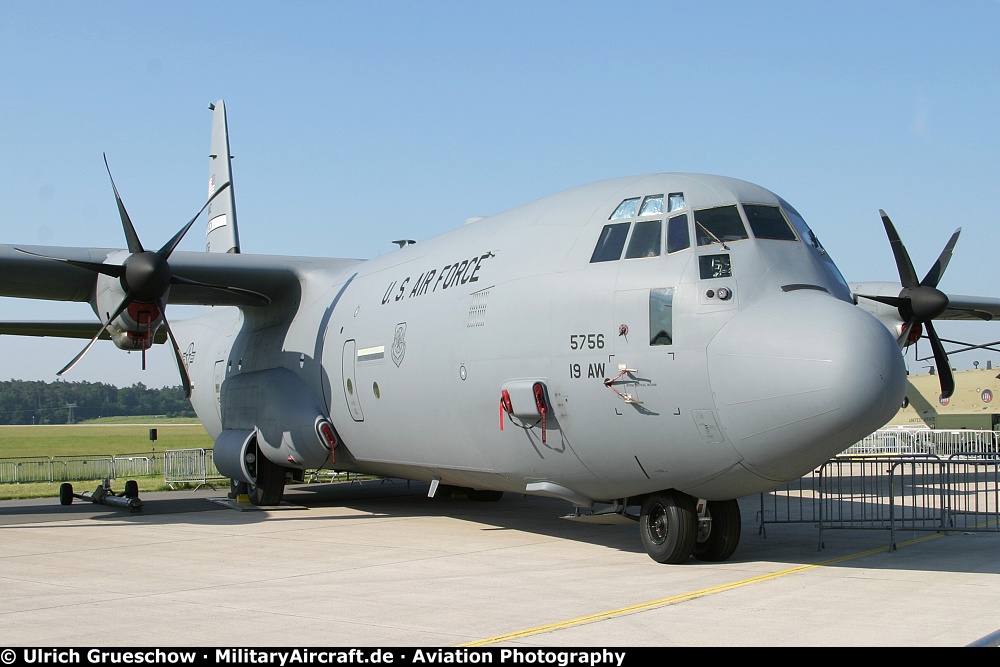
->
693;499;741;562
124;480;139;499
59;483;73;506
639;490;697;564
248;450;285;506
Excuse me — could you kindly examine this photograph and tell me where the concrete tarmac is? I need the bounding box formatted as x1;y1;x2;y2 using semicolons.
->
0;481;998;647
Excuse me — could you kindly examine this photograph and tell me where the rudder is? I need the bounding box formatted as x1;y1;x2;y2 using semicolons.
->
206;100;240;254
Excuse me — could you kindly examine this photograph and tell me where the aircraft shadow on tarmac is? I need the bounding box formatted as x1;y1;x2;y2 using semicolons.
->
2;480;996;574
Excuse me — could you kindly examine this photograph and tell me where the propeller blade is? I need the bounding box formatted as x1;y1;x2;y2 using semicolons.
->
880;210;919;288
157;181;231;259
156;298;192;398
924;320;955;400
104;154;144;254
57;292;134;376
855;293;907;309
897;318;918;347
920;228;961;288
171;274;271;306
13;248;124;278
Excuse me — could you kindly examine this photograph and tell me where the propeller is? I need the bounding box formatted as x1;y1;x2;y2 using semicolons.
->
16;155;268;397
856;210;960;400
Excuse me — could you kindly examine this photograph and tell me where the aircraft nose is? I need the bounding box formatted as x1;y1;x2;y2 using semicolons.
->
707;290;906;481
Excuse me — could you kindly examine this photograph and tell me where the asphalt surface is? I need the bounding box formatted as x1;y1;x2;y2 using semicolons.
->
0;480;998;647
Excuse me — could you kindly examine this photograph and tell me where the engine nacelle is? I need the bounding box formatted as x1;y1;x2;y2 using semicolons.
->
94;260;164;351
215;368;339;474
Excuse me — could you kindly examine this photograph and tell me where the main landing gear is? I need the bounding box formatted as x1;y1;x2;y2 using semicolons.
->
228;439;287;506
637;490;741;564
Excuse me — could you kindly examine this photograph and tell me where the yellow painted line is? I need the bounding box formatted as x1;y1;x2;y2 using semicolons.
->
460;532;946;647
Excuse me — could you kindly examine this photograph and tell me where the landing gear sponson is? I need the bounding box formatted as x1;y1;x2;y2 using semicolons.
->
638;490;741;564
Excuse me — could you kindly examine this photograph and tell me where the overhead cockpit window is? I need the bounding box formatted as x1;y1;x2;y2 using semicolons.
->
649;288;674;346
610;198;640;220
668;193;686;212
638;195;664;216
666;213;690;253
694;205;748;246
744;205;798;241
590;222;631;262
625;220;662;259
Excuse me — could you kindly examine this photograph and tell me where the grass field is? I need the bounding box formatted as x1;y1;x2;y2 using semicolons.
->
0;419;216;500
0;420;213;459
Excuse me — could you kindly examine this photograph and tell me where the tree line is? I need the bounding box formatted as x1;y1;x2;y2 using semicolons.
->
0;380;195;424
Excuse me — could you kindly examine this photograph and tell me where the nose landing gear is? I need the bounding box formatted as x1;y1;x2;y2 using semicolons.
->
638;491;741;563
639;490;697;564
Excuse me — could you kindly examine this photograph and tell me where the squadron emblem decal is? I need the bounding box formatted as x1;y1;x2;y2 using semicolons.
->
392;322;407;367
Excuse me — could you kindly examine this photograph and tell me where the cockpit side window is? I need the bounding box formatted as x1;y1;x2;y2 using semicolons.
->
590;222;631;262
666;213;690;253
610;198;640;220
780;200;826;253
744;204;798;241
694;205;748;245
624;220;662;259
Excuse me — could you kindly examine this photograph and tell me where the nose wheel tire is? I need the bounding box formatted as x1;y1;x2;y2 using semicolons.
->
639;490;697;564
693;499;741;562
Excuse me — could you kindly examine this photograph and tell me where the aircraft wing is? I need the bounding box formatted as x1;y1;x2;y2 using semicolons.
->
0;320;166;341
940;295;1000;321
0;243;361;308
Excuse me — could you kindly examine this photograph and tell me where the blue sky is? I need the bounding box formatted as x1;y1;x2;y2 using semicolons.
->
1;1;999;387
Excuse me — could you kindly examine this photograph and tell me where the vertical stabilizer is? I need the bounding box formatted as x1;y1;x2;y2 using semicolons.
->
206;100;241;253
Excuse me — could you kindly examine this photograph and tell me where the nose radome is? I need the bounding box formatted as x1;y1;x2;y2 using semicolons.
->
707;291;906;481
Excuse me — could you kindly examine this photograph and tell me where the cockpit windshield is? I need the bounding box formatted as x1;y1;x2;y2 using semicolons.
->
743;205;798;241
694;206;748;246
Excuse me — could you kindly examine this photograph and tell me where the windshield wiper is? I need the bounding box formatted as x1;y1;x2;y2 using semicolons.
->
696;221;729;250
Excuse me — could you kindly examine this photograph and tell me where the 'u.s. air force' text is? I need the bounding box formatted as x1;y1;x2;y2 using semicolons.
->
381;252;495;305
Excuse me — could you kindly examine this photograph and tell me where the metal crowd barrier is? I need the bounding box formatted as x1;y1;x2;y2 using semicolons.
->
0;457;52;484
888;455;1000;548
114;452;161;478
759;452;1000;550
163;448;218;490
844;428;999;457
51;455;115;482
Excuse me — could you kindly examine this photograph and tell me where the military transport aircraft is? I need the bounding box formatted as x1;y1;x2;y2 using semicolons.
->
3;101;1000;564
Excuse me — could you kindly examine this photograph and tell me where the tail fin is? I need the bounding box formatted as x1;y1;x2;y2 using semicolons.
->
205;100;241;254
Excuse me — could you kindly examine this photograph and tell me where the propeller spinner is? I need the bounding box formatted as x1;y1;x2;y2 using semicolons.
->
856;210;960;400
